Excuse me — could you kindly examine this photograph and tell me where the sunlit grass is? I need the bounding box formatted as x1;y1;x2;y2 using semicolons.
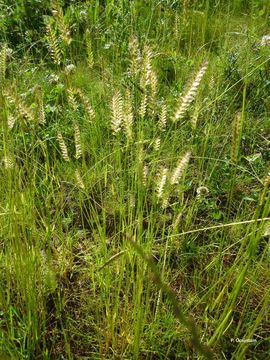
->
0;1;270;359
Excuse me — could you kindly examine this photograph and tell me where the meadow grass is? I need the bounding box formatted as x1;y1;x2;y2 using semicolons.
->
0;0;270;359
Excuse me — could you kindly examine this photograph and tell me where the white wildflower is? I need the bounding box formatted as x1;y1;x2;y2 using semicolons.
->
64;64;76;74
260;35;270;46
47;73;60;84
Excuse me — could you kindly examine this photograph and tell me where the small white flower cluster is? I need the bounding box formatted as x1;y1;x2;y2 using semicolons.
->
64;64;76;74
47;73;60;84
260;35;270;46
79;10;88;22
104;43;113;50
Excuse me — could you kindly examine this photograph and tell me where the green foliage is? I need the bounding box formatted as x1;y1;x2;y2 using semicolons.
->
0;0;50;50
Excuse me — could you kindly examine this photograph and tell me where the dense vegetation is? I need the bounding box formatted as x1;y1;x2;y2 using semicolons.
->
0;0;270;359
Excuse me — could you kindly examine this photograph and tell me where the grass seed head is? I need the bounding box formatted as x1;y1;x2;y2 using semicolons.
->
110;91;124;134
140;44;153;89
153;137;161;151
57;132;70;161
173;60;208;122
0;43;7;85
4;90;35;122
86;29;94;69
67;88;78;111
51;0;71;45
18;101;35;122
128;36;141;78
46;20;62;65
77;89;95;121
7;114;16;129
172;211;183;231
75;169;85;189
161;194;169;209
139;93;148;119
36;88;46;124
2;155;14;169
170;151;191;185
158;104;167;131
74;123;82;160
157;167;168;199
149;69;158;116
143;164;149;186
123;89;133;140
231;112;242;164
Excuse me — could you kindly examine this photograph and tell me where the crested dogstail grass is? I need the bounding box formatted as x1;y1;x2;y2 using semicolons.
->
7;114;16;129
74;123;82;160
173;61;208;122
110;90;124;134
170;151;191;185
67;88;78;111
2;155;14;169
139;92;147;118
156;166;168;199
36;88;46;125
161;194;170;209
4;89;35;123
123;89;133;140
57;131;70;161
149;69;158;116
174;13;180;38
85;29;94;69
51;0;71;45
0;43;6;86
231;112;242;164
18;100;35;123
158;104;167;131
128;36;141;78
76;88;95;121
140;44;153;90
142;164;149;186
153;137;161;151
46;20;62;65
74;169;85;189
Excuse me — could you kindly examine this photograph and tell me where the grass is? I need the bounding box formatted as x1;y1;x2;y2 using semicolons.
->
0;0;270;359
